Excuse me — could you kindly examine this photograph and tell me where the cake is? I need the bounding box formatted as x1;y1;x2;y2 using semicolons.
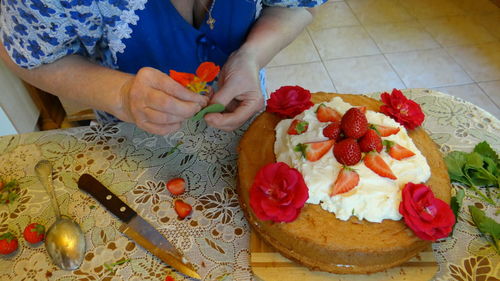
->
237;92;452;274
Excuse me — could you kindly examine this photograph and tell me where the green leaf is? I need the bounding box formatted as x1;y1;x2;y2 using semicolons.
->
468;205;500;254
483;157;498;177
474;141;499;162
445;151;468;183
465;152;484;169
450;188;465;219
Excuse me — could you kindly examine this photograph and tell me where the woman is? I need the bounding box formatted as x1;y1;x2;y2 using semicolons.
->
0;0;325;135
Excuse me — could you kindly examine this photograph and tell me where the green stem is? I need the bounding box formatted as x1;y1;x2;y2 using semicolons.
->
464;175;496;205
470;184;496;205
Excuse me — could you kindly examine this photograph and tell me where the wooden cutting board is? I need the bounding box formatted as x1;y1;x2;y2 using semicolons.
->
250;232;438;281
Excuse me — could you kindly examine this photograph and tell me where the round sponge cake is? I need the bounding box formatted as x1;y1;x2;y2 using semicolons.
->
237;93;451;274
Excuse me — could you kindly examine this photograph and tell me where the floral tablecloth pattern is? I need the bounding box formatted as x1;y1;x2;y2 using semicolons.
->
0;89;498;281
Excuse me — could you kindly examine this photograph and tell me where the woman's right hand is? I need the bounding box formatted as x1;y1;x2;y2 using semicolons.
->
117;67;208;135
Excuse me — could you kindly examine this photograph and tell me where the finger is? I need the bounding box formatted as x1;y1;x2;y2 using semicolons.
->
205;98;264;131
139;121;182;136
138;67;208;106
142;108;184;125
146;89;204;118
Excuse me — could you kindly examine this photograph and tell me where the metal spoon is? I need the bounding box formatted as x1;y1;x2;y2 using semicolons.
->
35;160;86;270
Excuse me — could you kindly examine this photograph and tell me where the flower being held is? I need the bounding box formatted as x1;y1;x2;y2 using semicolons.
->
266;85;314;118
399;182;455;241
380;89;424;130
250;162;309;223
169;62;220;94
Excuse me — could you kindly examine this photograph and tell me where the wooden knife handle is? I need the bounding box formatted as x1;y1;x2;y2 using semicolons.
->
78;173;136;223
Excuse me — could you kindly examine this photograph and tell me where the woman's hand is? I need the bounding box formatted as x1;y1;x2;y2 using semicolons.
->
119;67;208;135
204;50;265;131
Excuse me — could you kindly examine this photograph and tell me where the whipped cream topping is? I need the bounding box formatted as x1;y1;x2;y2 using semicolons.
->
274;97;431;223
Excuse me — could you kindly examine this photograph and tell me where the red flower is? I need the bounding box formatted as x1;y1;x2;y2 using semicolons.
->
250;162;309;223
266;86;314;118
399;182;455;241
169;62;220;94
380;89;424;130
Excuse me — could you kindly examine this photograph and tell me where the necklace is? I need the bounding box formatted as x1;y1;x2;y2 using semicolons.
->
199;0;216;29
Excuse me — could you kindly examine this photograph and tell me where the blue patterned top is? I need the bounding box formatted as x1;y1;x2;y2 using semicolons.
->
0;0;327;69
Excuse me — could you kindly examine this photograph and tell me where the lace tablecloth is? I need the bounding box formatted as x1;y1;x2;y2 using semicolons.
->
0;89;498;281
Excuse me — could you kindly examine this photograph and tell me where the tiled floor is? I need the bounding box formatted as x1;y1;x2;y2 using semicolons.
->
265;0;500;117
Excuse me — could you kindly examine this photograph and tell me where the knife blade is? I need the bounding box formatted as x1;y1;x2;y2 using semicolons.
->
77;173;200;279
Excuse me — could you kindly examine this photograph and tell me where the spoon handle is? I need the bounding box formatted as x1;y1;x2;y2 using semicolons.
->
35;160;62;219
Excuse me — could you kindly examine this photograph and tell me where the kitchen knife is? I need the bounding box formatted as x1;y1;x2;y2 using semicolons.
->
77;173;200;279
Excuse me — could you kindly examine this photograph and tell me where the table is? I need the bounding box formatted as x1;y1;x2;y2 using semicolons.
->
0;89;498;281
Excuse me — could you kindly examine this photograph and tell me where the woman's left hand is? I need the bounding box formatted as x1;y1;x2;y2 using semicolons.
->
204;49;265;131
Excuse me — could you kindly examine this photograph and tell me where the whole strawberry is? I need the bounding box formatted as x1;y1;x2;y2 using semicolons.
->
333;138;361;166
0;232;18;255
23;223;45;244
341;108;368;139
322;122;341;141
358;129;382;153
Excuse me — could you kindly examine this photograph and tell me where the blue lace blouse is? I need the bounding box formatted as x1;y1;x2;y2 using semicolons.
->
0;0;327;69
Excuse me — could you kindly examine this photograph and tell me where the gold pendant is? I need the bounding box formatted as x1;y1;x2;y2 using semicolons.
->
207;16;215;30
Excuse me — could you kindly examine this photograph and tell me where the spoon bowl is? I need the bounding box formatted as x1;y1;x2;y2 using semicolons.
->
35;160;86;270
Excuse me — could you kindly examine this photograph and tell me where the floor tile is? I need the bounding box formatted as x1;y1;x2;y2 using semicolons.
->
399;0;463;19
267;31;320;67
470;11;500;39
420;16;496;47
435;83;500;116
454;0;500;15
308;1;359;31
447;42;500;82
265;62;336;94
365;21;440;53
324;55;405;94
478;80;500;108
386;48;473;88
309;26;380;60
347;0;414;24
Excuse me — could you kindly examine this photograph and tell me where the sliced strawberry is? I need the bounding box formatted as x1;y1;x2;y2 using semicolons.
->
341;108;368;139
316;104;341;122
370;124;400;137
384;140;415;160
174;199;192;219
287;119;309;135
364;152;396;180
322;122;341;141
358;129;382;153
166;178;186;195
357;106;367;114
0;232;18;255
23;223;45;244
330;167;359;197
294;140;335;162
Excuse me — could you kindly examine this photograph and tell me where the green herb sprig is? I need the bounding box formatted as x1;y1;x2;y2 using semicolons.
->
468;205;500;255
104;258;131;272
444;141;499;205
0;179;20;205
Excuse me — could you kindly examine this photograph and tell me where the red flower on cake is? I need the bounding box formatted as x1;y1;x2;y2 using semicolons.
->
399;182;455;241
380;89;424;130
250;162;309;223
266;86;314;118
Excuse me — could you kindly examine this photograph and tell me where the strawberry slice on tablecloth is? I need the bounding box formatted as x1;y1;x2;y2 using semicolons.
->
384;140;415;160
294;139;335;162
166;178;186;195
364;152;397;180
329;167;359;197
316;104;342;122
